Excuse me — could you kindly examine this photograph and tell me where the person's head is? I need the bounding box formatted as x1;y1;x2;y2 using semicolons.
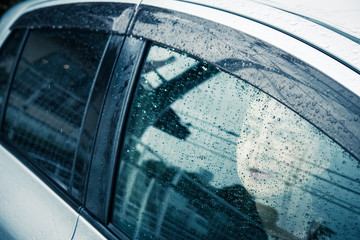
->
236;94;329;198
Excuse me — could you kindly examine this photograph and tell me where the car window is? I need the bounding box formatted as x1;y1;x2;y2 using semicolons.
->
0;30;25;113
2;28;109;191
111;45;360;240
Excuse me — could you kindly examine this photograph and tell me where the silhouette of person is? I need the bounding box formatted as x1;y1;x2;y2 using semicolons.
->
236;94;331;239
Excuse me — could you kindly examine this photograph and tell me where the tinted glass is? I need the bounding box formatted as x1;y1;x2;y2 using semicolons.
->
0;30;25;112
112;45;360;240
3;29;108;190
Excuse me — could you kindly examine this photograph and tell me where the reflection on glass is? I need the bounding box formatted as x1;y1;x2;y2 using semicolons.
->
237;94;335;239
0;30;25;111
3;29;108;190
112;45;360;240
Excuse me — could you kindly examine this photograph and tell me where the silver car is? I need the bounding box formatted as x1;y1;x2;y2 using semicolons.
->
0;0;359;239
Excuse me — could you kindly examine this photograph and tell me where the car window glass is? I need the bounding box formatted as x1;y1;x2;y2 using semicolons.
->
0;30;25;113
3;28;109;191
112;45;360;240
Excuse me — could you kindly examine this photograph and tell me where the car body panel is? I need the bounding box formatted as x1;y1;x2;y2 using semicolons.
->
72;216;107;240
254;0;360;39
0;2;135;239
0;0;359;239
0;145;78;239
176;0;360;74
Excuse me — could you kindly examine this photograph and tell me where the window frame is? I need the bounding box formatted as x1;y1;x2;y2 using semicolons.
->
128;4;360;161
0;28;28;129
97;4;360;240
84;36;148;225
1;2;359;240
0;2;135;211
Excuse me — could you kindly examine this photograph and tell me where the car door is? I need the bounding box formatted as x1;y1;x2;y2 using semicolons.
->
74;1;360;240
0;2;136;239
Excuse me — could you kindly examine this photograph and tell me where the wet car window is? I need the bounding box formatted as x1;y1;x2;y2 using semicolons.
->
112;45;360;240
0;30;25;112
2;28;109;191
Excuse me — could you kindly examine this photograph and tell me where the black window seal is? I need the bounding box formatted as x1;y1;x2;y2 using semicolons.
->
0;28;29;129
70;33;126;203
108;222;132;240
84;36;148;225
0;138;83;211
80;208;130;240
106;39;151;224
10;2;136;35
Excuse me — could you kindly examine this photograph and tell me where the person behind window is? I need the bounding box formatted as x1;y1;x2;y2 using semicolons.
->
236;94;332;239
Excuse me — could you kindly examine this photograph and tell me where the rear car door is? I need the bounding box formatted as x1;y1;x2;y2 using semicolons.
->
0;2;136;239
76;1;360;239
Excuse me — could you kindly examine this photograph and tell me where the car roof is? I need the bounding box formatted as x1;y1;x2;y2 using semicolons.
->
178;0;360;73
253;0;360;40
0;0;359;95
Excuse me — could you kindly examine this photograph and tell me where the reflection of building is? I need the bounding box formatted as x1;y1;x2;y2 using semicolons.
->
113;159;267;240
4;51;92;189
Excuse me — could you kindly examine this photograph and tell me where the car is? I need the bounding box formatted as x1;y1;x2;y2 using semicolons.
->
0;0;359;239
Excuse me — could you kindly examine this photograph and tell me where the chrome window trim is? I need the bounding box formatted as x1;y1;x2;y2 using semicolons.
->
142;0;360;97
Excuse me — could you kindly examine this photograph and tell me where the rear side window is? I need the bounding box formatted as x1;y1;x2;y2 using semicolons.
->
111;45;360;240
2;28;108;190
0;30;25;112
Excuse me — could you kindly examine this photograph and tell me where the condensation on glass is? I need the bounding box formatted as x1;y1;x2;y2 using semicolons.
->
3;28;108;191
112;45;360;240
